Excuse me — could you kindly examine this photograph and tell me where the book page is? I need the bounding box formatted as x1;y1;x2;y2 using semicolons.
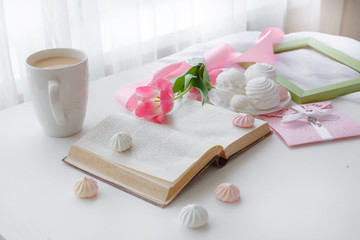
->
166;99;267;147
74;114;217;182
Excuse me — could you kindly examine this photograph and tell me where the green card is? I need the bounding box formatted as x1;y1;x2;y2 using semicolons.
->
273;38;360;104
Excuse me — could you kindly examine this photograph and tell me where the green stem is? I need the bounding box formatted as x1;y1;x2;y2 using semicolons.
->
173;84;192;101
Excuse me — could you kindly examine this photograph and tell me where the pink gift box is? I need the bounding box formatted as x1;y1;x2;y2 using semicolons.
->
260;101;360;147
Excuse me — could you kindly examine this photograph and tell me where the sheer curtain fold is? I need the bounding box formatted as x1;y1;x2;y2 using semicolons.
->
0;0;359;110
246;0;287;31
41;0;72;48
0;0;17;109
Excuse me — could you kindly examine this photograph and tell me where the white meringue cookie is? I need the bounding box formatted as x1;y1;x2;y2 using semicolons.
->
73;177;98;199
245;76;280;110
111;132;132;152
179;204;208;229
245;63;277;81
230;95;249;112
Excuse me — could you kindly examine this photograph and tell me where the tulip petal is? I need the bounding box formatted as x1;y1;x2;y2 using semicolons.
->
153;78;168;88
142;114;164;124
160;90;174;114
155;79;174;97
126;94;141;111
152;114;165;124
135;101;161;118
136;86;160;99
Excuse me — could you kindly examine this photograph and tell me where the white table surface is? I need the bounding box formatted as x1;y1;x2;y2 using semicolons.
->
1;32;360;240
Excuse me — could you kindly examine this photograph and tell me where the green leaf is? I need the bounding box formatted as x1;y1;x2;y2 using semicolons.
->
202;66;214;90
187;65;200;75
192;76;209;105
172;75;185;93
173;65;200;94
173;60;214;104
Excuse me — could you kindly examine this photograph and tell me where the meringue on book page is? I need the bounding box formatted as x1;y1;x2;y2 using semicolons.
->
73;114;218;182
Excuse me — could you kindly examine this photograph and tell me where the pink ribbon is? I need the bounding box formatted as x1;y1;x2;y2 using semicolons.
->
115;27;284;111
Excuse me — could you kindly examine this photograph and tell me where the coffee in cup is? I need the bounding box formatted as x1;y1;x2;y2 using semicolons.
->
32;56;82;69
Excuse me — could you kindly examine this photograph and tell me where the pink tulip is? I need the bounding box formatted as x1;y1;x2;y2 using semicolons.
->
134;79;174;124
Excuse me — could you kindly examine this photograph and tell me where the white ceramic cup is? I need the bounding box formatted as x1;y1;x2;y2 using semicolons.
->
26;48;88;137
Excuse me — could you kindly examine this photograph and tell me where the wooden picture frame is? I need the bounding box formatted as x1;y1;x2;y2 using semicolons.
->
273;38;360;104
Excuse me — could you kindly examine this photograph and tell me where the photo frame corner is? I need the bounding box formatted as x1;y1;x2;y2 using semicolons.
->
273;38;360;104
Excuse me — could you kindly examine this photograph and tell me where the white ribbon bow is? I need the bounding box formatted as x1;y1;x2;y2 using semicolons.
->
282;105;339;141
282;106;339;123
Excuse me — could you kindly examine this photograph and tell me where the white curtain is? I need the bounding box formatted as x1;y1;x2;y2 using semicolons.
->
0;0;358;110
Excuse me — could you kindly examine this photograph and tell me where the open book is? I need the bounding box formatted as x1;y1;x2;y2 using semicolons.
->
63;99;271;207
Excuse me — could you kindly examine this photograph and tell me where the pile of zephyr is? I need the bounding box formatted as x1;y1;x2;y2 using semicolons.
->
213;63;289;112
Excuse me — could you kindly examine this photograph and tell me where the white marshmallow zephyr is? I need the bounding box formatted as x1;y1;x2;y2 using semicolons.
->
245;76;280;110
215;68;247;105
230;94;249;112
216;68;247;89
245;63;277;81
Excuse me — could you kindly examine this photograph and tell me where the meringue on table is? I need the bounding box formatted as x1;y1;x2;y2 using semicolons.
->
179;204;208;229
215;183;240;203
73;176;99;199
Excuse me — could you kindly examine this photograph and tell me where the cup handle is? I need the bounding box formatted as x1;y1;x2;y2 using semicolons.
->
48;80;66;125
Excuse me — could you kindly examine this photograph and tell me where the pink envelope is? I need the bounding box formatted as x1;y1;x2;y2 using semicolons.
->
260;101;360;147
